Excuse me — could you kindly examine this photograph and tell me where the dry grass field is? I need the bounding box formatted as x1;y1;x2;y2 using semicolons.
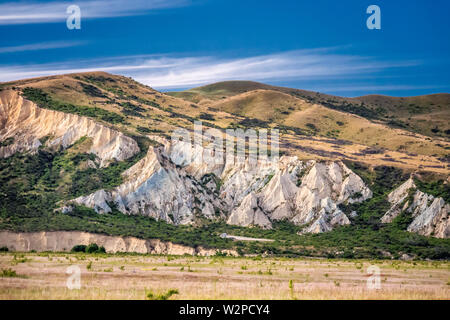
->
0;252;449;300
2;72;448;176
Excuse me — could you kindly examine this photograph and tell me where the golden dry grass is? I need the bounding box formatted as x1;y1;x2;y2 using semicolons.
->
0;253;448;300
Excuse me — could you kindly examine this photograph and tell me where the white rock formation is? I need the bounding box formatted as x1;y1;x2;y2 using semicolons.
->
0;91;374;234
227;192;272;229
71;137;372;233
381;178;449;238
381;178;416;223
292;161;371;233
0;231;237;256
407;197;449;238
0;90;139;166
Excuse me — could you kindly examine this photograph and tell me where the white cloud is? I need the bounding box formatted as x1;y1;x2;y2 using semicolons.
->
0;41;86;53
0;49;421;91
317;84;445;93
0;0;189;25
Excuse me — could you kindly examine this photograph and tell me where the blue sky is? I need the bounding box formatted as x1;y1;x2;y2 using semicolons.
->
0;0;449;97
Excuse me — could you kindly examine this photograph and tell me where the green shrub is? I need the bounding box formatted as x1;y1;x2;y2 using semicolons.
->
0;137;14;147
136;126;151;133
146;289;179;300
71;245;87;253
199;113;215;121
1;268;17;277
22;87;125;124
85;243;103;253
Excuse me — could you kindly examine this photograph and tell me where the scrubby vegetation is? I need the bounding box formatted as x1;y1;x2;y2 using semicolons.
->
0;146;448;259
0;135;152;220
414;178;450;203
1;268;18;277
71;243;105;253
146;289;179;300
22;87;125;124
0;78;448;261
0;137;14;147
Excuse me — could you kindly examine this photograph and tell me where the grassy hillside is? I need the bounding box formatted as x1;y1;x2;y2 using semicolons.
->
169;83;450;163
0;72;449;259
2;72;447;173
0;145;448;259
168;81;450;140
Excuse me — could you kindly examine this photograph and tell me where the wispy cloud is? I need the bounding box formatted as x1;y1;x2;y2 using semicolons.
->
129;50;420;89
0;0;190;25
0;41;86;53
317;84;446;93
0;49;421;91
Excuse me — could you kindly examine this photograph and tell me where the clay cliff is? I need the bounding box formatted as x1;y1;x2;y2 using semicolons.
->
0;90;139;166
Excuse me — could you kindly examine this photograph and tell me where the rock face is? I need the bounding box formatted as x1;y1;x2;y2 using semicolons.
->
227;192;272;229
0;231;237;256
0;91;374;234
381;178;450;238
72;137;372;233
0;90;139;166
292;161;371;233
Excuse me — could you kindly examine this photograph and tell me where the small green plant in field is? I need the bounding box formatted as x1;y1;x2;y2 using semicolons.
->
256;269;273;275
334;280;340;287
241;265;247;270
180;266;184;271
119;266;125;271
86;261;92;270
146;289;179;300
324;273;329;278
12;254;31;264
152;267;158;271
288;280;296;300
1;268;17;277
103;267;113;272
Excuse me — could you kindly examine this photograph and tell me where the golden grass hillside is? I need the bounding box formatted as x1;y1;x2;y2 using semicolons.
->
168;81;450;140
1;72;448;175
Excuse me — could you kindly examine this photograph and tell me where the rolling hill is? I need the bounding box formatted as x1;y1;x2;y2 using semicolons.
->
168;81;450;140
0;72;449;259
